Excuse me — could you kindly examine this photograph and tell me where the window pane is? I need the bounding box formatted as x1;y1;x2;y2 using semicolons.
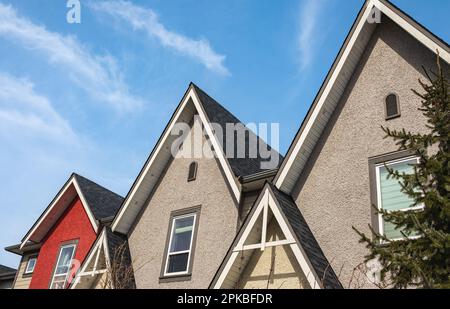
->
170;216;194;253
51;276;66;289
26;258;36;273
58;246;75;268
167;253;189;273
386;94;399;117
379;160;415;212
55;265;69;275
379;159;419;239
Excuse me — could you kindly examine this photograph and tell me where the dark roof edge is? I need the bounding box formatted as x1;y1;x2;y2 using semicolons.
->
238;169;279;183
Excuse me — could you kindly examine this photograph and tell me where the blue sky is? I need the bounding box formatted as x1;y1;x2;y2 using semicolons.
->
0;0;448;268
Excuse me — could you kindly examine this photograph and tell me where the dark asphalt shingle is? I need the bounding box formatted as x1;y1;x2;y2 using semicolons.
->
105;227;136;289
268;183;343;289
0;264;16;277
193;84;284;177
74;174;124;221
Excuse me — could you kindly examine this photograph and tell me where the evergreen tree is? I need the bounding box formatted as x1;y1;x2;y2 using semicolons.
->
354;56;450;289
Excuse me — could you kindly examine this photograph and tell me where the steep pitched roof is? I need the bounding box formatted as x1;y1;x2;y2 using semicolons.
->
104;228;135;289
210;182;342;289
267;183;342;289
113;83;282;234
194;85;283;177
70;226;136;289
18;173;123;249
274;0;450;193
0;265;16;277
74;174;124;221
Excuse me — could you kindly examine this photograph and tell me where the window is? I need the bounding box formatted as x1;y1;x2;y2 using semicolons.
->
24;256;37;274
162;208;200;278
385;93;400;120
375;157;422;240
50;243;77;289
188;162;198;182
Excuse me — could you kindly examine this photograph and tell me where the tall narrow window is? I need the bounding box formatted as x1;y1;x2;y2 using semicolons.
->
24;256;37;274
375;157;422;239
385;93;400;119
188;162;198;182
164;214;197;276
50;243;76;289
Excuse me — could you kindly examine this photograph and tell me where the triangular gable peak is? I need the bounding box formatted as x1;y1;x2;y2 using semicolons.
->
20;174;99;249
70;227;135;289
70;228;109;289
112;84;282;234
274;0;450;194
210;183;342;289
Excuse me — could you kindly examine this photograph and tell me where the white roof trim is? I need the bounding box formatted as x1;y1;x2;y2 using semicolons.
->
20;176;99;249
275;0;450;191
213;186;321;289
112;86;241;233
70;229;107;289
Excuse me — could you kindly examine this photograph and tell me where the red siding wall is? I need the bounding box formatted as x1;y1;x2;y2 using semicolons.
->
29;197;96;289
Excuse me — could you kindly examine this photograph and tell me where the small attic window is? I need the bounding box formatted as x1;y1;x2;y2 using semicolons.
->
385;93;400;120
188;162;198;182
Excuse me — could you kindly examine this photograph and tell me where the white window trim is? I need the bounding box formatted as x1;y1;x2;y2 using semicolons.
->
24;256;37;274
49;243;77;289
163;213;197;277
375;156;424;241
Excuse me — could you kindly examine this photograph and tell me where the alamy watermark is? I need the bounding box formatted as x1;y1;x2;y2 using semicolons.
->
367;7;381;24
170;116;280;170
66;0;81;24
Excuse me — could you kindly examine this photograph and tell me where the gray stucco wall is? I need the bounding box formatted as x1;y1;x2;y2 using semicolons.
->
128;119;239;288
292;18;445;288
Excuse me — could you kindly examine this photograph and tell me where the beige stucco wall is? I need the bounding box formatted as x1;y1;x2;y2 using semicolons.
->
128;119;239;288
238;220;310;289
292;19;444;288
12;254;35;289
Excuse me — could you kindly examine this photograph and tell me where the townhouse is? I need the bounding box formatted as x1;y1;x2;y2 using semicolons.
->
5;0;449;289
5;174;126;289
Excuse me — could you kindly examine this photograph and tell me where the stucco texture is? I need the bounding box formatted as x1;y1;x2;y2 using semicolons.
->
292;18;445;288
29;197;97;289
238;220;310;289
128;119;239;288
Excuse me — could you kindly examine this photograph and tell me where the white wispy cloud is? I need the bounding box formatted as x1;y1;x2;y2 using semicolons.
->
89;0;230;76
0;3;143;112
0;73;77;142
297;0;326;70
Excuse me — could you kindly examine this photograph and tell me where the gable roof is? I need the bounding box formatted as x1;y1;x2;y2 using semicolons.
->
274;0;450;194
0;265;16;277
267;183;342;289
19;173;123;249
74;174;124;221
70;226;135;289
194;85;283;177
210;182;342;289
112;83;282;234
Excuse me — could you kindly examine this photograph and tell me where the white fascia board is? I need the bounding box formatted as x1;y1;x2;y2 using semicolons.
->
274;2;374;190
112;87;241;233
190;89;241;201
214;187;321;289
20;176;98;249
70;229;106;289
374;0;450;63
276;0;450;192
72;178;99;234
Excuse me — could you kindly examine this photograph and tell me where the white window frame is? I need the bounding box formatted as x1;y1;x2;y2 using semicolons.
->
375;156;423;241
24;256;37;274
49;243;77;289
163;213;197;277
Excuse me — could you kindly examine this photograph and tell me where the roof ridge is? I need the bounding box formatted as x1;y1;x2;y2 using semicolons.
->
191;84;242;124
73;173;124;199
